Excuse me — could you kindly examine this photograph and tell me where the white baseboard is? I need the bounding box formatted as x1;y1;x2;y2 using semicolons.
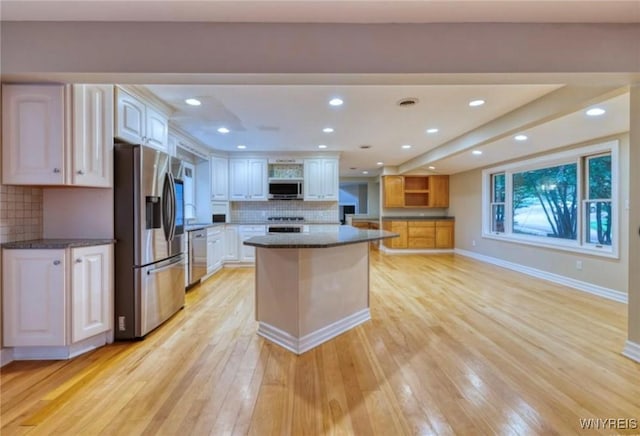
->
223;262;254;268
11;332;110;361
0;348;14;367
379;246;454;255
623;340;640;363
258;308;371;355
455;249;627;304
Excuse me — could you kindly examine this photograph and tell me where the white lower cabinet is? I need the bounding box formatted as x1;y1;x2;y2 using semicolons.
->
239;225;266;263
206;227;224;274
2;244;113;358
224;226;239;261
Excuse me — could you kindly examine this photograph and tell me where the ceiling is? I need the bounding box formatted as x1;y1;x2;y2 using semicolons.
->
2;1;636;177
2;0;639;23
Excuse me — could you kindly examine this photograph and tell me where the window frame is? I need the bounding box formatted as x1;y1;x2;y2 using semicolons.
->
482;140;619;258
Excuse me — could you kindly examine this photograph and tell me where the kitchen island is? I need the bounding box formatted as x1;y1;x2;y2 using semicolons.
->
244;226;396;354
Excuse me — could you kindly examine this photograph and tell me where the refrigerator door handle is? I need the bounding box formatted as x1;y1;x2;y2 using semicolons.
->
162;173;174;242
147;255;184;275
168;173;177;241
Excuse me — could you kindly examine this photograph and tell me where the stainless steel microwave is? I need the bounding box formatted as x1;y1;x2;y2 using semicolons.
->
268;180;303;200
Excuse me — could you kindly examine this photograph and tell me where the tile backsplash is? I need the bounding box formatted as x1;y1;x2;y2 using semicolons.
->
230;201;339;223
0;185;43;243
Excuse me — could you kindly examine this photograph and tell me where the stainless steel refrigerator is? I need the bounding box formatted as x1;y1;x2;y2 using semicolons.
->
114;143;186;340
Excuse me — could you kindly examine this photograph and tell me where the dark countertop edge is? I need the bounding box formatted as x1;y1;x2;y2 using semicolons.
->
243;232;398;249
185;223;225;231
2;239;116;249
381;216;455;221
227;221;341;225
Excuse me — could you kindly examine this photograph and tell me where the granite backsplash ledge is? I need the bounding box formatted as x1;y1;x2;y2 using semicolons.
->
230;201;339;223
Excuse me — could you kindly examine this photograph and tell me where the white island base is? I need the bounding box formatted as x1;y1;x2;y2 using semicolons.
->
255;242;370;354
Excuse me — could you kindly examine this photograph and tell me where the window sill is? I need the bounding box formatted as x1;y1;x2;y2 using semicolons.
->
481;232;619;260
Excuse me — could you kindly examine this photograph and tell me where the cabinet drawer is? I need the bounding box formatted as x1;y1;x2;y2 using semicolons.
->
407;221;436;228
435;221;454;228
408;237;435;249
408;226;435;237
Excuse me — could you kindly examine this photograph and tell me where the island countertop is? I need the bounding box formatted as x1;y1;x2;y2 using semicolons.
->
243;226;397;249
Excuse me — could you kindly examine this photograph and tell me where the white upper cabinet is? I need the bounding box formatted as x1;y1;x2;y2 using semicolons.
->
115;87;168;153
72;85;114;187
211;156;229;201
304;158;339;201
228;158;267;201
2;84;113;187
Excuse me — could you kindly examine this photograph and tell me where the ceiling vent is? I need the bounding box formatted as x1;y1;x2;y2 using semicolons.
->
359;145;372;149
397;97;419;107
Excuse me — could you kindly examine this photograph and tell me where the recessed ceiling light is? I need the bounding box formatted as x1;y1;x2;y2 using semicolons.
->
401;144;412;149
514;134;528;141
377;162;384;165
469;99;485;107
323;127;334;133
236;144;246;149
329;98;344;106
185;98;201;106
217;127;230;134
428;166;436;170
318;144;328;149
586;107;606;116
426;128;439;134
472;150;483;155
362;171;369;175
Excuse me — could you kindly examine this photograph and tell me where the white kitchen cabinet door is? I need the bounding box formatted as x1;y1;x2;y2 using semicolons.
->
71;245;113;343
115;88;145;145
247;159;268;200
72;84;114;187
2;84;65;185
211;156;229;201
2;249;66;346
239;226;265;262
224;226;239;261
304;158;338;200
229;159;250;200
145;105;169;153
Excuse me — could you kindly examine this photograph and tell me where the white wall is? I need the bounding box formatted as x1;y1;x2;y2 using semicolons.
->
449;134;630;295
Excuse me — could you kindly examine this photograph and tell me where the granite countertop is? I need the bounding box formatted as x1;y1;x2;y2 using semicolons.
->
227;221;341;225
185;222;225;231
243;227;398;249
381;216;455;221
2;239;116;249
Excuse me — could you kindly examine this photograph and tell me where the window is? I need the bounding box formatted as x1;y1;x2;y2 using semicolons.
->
482;140;618;257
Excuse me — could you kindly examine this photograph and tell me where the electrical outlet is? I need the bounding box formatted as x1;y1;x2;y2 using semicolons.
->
472;240;476;247
576;260;583;271
118;316;126;331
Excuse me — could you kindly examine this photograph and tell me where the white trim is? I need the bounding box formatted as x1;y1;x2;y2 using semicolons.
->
0;348;15;367
379;246;454;255
622;341;640;363
455;248;627;304
481;139;619;259
258;308;371;354
10;333;110;361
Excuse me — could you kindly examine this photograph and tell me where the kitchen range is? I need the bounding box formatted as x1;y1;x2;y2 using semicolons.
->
267;216;307;233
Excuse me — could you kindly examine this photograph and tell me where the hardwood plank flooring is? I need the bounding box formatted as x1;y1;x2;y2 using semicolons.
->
2;253;639;435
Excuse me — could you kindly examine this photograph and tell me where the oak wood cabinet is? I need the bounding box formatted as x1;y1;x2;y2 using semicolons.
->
382;219;454;249
2;84;113;187
382;175;449;208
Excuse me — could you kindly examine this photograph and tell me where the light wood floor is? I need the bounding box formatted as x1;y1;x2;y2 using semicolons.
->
2;253;639;435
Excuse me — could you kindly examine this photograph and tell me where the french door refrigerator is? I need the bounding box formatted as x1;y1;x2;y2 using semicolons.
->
114;143;186;340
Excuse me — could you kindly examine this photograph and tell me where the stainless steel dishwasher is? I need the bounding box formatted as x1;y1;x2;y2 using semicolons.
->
188;229;207;287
